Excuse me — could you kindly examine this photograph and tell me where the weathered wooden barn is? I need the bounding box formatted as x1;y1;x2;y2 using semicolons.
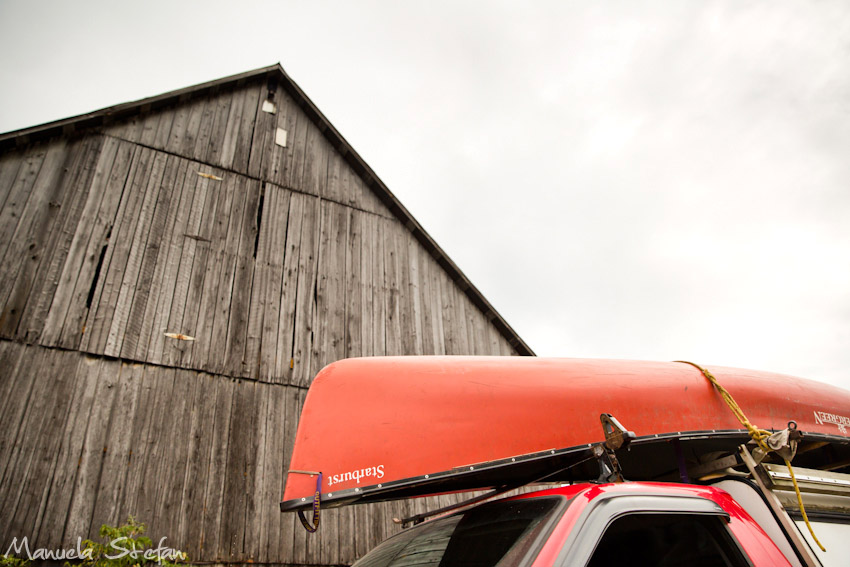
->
0;64;532;565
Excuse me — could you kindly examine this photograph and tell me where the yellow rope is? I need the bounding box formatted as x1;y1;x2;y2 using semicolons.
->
676;361;826;552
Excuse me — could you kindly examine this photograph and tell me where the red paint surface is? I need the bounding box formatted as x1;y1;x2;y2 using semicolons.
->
283;357;850;503
524;483;792;566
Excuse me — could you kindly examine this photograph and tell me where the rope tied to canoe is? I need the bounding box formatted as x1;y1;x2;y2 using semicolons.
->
676;361;826;552
294;472;322;533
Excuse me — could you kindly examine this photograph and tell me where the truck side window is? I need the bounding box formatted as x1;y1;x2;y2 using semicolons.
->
586;513;751;567
352;497;562;567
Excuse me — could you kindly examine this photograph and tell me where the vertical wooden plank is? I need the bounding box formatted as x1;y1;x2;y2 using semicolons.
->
0;149;24;212
408;237;425;355
26;350;84;548
395;227;415;355
439;271;458;354
371;216;387;357
302;122;330;198
247;184;290;380
310;200;348;382
138;109;162;147
37;354;99;547
0;140;69;336
245;381;270;562
206;175;250;374
271;190;303;383
119;154;182;359
10;139;104;342
196;89;229;164
175;169;232;370
501;337;516;356
153;106;177;149
39;137;127;346
130;157;192;361
63;356;119;541
383;220;402;356
128;368;178;536
156;170;215;367
454;285;471;355
199;376;235;560
218;380;257;560
470;301;490;355
151;368;196;549
282;104;307;190
359;213;375;358
290;195;321;387
87;361;143;532
179;97;207;158
225;177;261;377
487;323;503;356
165;102;191;155
104;150;168;357
345;210;363;359
0;342;27;450
139;158;196;364
192;174;239;371
416;245;436;355
265;86;292;185
218;87;246;169
428;255;447;355
82;147;154;354
177;371;217;560
68;141;136;350
117;363;158;523
0;344;43;493
242;183;273;375
247;87;276;179
0;146;46;262
232;83;261;173
325;149;344;205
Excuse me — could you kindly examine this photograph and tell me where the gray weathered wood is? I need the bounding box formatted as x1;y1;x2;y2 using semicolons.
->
38;353;99;547
39;136;123;346
87;361;143;532
119;154;180;358
0;149;24;215
81;146;154;353
177;370;218;559
63;356;118;541
271;188;303;383
290;194;321;387
0;139;70;335
0;66;526;567
104;150;168;356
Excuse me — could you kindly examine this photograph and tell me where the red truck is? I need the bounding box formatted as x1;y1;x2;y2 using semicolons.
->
281;357;850;566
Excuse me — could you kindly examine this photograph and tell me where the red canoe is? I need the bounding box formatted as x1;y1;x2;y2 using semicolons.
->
281;357;850;511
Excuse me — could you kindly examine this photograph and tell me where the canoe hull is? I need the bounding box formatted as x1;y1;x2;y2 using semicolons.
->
281;357;850;510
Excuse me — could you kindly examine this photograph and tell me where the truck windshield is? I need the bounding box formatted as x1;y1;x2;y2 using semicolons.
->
352;497;562;567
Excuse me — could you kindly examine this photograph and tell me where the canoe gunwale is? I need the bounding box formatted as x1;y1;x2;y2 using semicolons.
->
280;429;850;513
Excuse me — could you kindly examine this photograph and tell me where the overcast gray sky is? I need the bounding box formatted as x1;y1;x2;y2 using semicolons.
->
1;1;848;391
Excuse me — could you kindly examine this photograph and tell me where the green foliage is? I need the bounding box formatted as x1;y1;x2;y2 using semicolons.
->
0;555;30;567
72;517;188;567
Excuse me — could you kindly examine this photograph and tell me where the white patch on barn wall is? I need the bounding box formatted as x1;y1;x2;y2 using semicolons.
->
275;127;288;147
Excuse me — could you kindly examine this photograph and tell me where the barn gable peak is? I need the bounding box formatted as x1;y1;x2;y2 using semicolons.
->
0;63;533;356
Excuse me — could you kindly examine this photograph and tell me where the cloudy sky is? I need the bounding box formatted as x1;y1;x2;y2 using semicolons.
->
1;1;848;391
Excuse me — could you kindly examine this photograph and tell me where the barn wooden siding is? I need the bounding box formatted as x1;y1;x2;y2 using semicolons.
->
0;72;523;566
